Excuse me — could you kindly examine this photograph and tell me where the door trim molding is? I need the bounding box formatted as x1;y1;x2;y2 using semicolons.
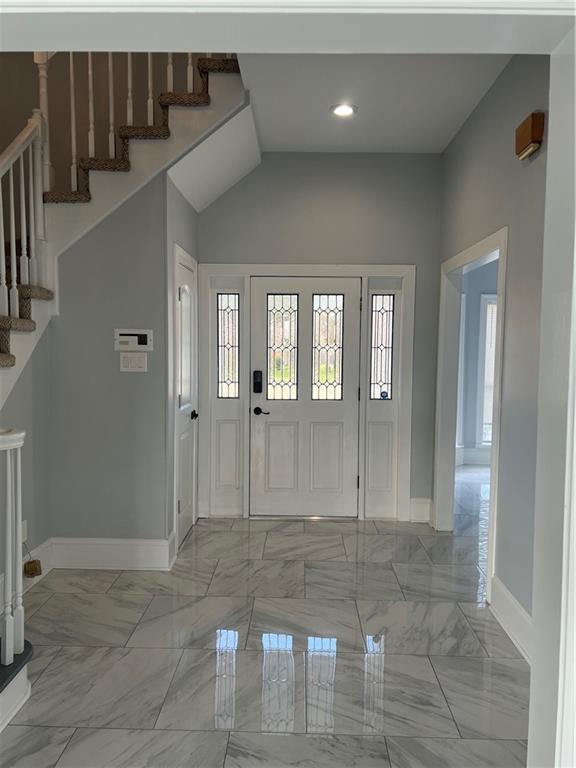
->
198;263;415;521
433;227;508;604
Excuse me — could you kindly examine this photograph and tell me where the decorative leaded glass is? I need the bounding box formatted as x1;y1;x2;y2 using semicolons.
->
312;294;344;400
217;293;239;398
267;294;298;400
370;294;394;400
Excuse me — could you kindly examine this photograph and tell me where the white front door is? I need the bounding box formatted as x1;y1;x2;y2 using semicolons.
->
175;246;198;547
250;277;361;517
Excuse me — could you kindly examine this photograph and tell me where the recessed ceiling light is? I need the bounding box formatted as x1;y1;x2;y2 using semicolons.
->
330;103;357;118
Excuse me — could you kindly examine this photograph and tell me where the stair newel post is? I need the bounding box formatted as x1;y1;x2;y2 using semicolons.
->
187;53;193;92
127;53;134;126
32;109;45;243
167;53;174;92
88;52;95;158
147;53;154;126
34;53;54;193
27;145;38;286
1;449;14;666
8;166;19;318
13;445;24;655
108;53;116;159
69;53;78;192
18;155;29;286
0;180;8;316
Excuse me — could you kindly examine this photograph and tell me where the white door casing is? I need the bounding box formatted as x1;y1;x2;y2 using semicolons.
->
174;245;199;547
250;277;361;517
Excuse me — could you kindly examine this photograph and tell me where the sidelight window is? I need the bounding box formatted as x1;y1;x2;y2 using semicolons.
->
369;294;395;400
217;293;240;398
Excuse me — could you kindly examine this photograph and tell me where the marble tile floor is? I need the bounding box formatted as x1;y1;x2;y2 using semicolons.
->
5;468;530;767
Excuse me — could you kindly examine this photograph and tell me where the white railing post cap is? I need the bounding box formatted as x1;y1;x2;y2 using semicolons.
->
0;429;25;450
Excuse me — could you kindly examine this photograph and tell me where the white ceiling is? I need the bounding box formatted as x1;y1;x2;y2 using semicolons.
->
239;54;511;153
168;105;261;212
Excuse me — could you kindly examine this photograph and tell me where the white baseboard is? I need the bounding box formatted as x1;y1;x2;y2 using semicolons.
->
0;668;30;733
50;535;174;570
410;498;432;523
490;575;532;664
462;445;491;465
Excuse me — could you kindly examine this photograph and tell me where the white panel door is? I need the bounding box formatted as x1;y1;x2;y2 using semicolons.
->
250;277;361;517
175;252;198;547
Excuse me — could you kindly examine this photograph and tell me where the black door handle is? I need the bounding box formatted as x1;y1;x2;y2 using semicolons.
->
253;406;270;416
190;410;199;420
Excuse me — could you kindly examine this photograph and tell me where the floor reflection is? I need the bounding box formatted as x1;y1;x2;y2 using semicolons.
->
214;628;238;729
306;637;338;732
261;633;296;732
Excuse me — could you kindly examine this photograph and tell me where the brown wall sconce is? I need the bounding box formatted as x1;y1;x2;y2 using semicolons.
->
516;112;545;160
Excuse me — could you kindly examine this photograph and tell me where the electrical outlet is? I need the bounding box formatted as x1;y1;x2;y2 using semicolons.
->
21;519;27;543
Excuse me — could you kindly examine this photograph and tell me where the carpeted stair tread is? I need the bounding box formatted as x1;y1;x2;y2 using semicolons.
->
0;353;16;368
0;316;36;332
118;124;171;140
18;285;54;301
79;157;130;173
44;190;91;203
158;92;210;108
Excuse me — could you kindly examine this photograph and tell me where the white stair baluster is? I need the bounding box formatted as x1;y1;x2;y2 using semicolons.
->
167;53;174;92
147;53;154;126
19;155;29;286
88;53;95;158
126;53;133;126
187;53;193;92
69;53;77;191
28;145;38;286
2;450;14;666
34;54;54;192
8;166;19;317
13;446;24;655
108;53;115;159
32;110;45;244
0;180;8;316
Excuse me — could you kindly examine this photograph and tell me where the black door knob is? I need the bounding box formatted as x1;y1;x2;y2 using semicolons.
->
190;410;199;420
253;406;270;416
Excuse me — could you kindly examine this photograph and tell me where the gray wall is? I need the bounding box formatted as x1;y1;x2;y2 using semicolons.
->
49;175;169;539
165;176;198;534
443;55;550;612
0;329;53;571
462;260;498;449
199;152;443;499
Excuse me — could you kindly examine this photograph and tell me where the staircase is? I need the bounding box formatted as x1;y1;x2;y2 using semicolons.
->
0;51;245;403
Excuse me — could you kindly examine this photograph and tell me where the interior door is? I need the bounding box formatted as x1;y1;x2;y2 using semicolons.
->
175;247;198;547
250;277;361;517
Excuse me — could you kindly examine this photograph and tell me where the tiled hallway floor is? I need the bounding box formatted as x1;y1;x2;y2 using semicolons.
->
1;466;529;767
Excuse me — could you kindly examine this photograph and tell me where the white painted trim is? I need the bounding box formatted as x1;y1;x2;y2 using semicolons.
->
491;575;533;664
0;668;30;734
410;497;432;522
433;226;507;608
198;263;415;522
2;1;572;13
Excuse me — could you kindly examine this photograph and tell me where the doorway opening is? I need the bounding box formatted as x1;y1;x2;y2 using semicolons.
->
434;228;507;603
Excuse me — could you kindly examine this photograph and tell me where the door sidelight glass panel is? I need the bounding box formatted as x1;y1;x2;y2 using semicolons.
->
369;294;395;400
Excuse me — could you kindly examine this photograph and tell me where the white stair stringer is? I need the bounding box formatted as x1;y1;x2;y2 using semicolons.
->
0;293;54;410
45;73;247;263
